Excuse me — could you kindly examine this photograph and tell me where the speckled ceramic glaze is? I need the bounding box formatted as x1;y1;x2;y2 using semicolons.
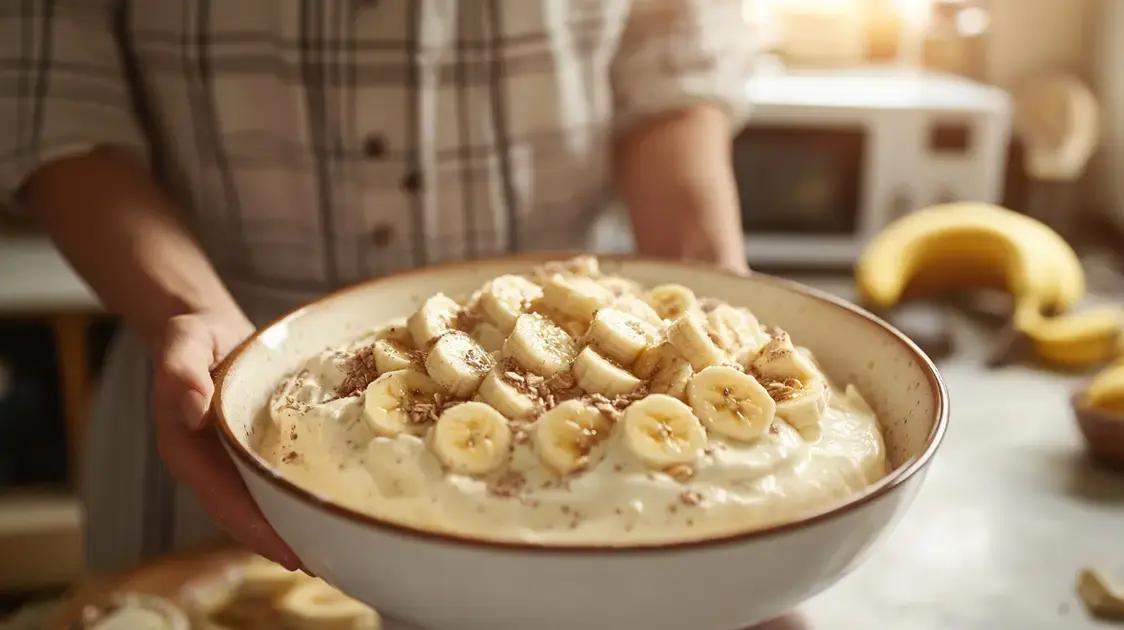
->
212;254;949;630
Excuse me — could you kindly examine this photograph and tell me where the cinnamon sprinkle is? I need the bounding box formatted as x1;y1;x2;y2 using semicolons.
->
335;346;379;397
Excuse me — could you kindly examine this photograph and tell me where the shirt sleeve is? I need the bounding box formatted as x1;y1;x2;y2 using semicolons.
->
0;0;149;206
610;0;758;134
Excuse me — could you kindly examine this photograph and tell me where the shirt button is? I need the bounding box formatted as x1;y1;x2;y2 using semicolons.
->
363;135;387;159
370;224;395;247
400;171;423;193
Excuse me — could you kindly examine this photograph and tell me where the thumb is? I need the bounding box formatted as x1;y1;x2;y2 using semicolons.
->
154;315;217;431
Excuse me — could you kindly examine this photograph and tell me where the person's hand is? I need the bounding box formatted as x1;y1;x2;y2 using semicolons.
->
150;311;301;570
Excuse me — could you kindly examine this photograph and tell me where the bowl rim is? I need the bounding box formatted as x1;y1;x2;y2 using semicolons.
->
212;252;949;554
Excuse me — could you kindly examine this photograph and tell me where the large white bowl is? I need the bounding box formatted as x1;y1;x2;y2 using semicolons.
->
213;255;948;630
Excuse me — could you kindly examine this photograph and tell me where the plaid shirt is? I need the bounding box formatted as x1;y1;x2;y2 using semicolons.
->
1;0;754;300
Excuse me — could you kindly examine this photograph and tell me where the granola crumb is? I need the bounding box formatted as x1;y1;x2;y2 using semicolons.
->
335;346;380;397
665;464;695;482
679;491;703;507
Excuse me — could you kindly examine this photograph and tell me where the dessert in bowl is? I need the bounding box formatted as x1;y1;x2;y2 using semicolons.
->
212;255;948;630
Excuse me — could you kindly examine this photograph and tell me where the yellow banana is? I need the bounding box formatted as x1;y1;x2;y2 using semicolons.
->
855;203;1085;313
1013;300;1124;369
1081;362;1124;414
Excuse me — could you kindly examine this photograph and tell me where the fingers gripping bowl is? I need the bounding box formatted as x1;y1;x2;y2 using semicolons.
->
212;255;948;630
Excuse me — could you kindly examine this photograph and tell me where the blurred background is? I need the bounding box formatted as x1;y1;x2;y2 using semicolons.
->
1;0;1123;626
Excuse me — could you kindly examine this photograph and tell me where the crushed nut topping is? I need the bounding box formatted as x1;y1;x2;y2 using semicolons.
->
335;347;380;397
665;464;695;482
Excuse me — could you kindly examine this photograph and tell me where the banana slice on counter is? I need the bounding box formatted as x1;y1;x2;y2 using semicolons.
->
611;294;665;329
89;594;190;630
645;284;699;320
363;370;441;437
479;274;543;333
503;313;579;377
667;310;731;371
407;293;461;348
234;554;301;597
572;346;643;397
633;342;695;401
432;401;513;475
277;579;380;630
773;379;828;442
688;366;777;442
707;304;769;356
587;307;659;366
425;332;494;398
372;338;422;373
541;273;615;322
751;330;819;382
470;321;507;354
533;399;613;474
477;368;539;420
622;394;707;468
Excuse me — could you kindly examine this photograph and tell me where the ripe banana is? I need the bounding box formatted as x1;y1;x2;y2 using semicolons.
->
611;294;665;328
750;330;818;382
1013;300;1124;369
432;401;513;475
1082;362;1124;413
707;304;768;356
854;202;1085;313
234;554;300;598
633;342;694;401
371;319;414;346
645;284;699;320
425;332;494;398
372;338;422;373
407;293;461;348
532;399;613;474
688;365;777;442
774;379;828;442
666;310;730;371
89;595;190;630
621;394;707;468
598;275;645;298
363;370;440;437
480;274;543;333
503;313;579;377
572;346;643;397
477;368;539;419
541;273;615;322
587;307;659;366
469;321;507;354
276;579;380;630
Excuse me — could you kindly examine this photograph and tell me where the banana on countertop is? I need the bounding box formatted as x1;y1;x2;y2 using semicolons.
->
277;579;381;630
1082;362;1124;413
363;370;441;437
621;394;708;468
688;366;777;443
533;399;613;474
431;401;513;475
1013;300;1124;369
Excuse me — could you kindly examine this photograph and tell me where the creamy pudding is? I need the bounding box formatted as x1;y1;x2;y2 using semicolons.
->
257;256;887;544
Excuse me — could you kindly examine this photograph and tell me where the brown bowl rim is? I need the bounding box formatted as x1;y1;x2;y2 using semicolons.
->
212;252;950;554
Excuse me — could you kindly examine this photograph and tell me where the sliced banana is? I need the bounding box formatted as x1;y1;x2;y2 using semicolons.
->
432;401;513;475
597;275;644;297
707;304;769;355
470;322;507;353
235;554;300;598
531;254;602;284
634;342;695;401
587;307;658;366
611;294;665;329
425;332;494;398
363;370;441;437
480;274;543;333
371;319;414;346
645;284;699;320
666;310;731;371
774;378;828;442
372;338;422;373
502;312;579;377
621;394;707;468
277;579;380;630
477;368;539;420
407;293;461;348
540;273;615;322
572;346;643;397
752;329;818;382
688;365;776;442
532;399;613;474
90;594;190;630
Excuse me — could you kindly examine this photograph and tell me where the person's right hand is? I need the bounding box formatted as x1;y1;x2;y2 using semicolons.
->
150;311;301;570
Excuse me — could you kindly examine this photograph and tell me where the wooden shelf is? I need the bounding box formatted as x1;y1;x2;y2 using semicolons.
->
0;490;83;592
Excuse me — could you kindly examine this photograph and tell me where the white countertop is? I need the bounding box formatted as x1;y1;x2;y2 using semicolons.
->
0;234;100;314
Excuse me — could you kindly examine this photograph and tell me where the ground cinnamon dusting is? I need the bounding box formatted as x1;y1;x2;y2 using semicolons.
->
335;346;380;397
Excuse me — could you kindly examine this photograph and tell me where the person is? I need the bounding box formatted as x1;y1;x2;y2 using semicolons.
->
0;1;753;574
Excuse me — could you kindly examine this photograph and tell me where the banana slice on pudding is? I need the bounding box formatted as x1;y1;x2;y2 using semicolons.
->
469;321;507;354
477;368;539;420
407;293;461;348
633;342;694;401
371;338;422;373
645;284;699;320
586;307;659;366
687;365;777;442
666;310;730;371
479;274;543;333
773;378;829;442
540;273;615;322
751;329;819;382
425;332;494;398
277;579;380;630
610;294;665;329
502;313;579;377
621;394;707;468
572;346;643;398
362;370;441;437
432;401;513;476
533;399;613;474
707;304;768;356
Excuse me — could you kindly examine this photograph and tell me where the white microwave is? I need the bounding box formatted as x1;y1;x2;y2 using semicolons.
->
734;67;1012;268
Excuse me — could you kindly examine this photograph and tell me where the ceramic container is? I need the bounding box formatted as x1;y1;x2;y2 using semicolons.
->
212;255;949;630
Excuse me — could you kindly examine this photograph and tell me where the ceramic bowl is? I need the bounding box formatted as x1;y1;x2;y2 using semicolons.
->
212;255;949;630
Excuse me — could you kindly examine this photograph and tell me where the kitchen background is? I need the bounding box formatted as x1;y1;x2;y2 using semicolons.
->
2;0;1123;626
